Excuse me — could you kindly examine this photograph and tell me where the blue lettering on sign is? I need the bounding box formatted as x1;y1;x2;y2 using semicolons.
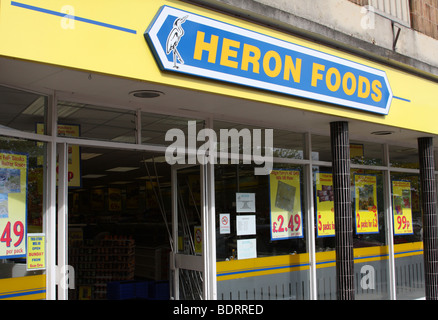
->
145;6;393;115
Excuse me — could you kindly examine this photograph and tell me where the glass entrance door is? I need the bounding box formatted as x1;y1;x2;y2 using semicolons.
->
171;164;207;300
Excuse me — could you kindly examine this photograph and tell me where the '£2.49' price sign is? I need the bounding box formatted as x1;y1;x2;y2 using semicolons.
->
272;212;302;237
269;170;303;240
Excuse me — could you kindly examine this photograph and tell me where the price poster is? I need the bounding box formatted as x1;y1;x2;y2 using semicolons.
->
354;174;379;234
37;123;81;187
0;151;28;259
315;172;335;237
392;180;414;235
108;188;122;212
269;170;303;240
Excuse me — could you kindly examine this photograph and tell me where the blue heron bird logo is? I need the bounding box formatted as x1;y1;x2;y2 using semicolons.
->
166;15;188;69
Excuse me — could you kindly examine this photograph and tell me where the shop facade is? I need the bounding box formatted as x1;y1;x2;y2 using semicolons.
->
0;0;437;300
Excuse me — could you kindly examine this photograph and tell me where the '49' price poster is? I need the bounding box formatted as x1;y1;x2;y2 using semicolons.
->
0;151;28;259
269;170;303;240
354;174;379;234
392;180;413;235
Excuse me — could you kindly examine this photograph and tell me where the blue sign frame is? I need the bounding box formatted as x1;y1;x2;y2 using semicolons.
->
145;6;393;115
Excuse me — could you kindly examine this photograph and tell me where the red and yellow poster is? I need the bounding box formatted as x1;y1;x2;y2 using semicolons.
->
37;123;81;187
354;174;379;234
269;170;303;240
315;172;335;237
392;180;414;235
108;188;122;212
0;151;28;259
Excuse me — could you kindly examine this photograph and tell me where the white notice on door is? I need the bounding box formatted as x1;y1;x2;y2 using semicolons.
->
236;193;255;213
236;215;256;236
237;238;257;260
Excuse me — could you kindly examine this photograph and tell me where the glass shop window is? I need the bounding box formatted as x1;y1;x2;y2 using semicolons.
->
0;85;46;133
311;135;331;162
311;135;384;165
141;112;204;147
390;172;424;300
214;121;307;261
215;162;310;300
215;163;307;261
0;138;47;278
350;140;384;166
214;120;305;161
389;145;419;169
315;168;389;300
57;101;137;143
314;169;388;248
0;85;47;300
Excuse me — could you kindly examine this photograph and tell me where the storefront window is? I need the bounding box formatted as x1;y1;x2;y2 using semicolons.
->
215;163;310;300
0;85;47;299
0;85;46;133
311;135;331;162
391;172;424;299
0;137;47;294
57;101;137;143
389;145;419;169
315;167;389;299
214;120;305;160
142;112;204;147
311;135;384;165
350;140;384;166
68;147;173;300
351;169;389;299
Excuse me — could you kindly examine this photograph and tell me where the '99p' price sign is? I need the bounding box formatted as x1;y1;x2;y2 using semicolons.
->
392;180;414;236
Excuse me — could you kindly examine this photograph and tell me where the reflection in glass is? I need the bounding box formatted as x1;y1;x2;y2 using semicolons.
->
0;137;46;279
214;121;304;160
0;85;46;133
58;101;136;142
215;163;309;300
391;172;424;300
389;146;419;169
315;168;389;300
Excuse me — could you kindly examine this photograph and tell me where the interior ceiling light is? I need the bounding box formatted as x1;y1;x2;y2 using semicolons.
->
136;175;164;180
371;131;394;136
129;90;164;98
82;174;107;179
81;153;102;160
141;156;167;163
106;167;138;172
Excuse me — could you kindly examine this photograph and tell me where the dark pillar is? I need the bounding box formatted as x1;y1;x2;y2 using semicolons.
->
418;137;438;300
330;121;355;300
